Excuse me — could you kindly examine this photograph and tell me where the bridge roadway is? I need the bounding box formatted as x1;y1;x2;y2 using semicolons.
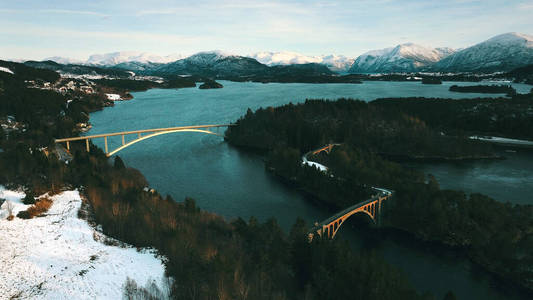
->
308;188;393;241
55;124;234;157
303;144;394;241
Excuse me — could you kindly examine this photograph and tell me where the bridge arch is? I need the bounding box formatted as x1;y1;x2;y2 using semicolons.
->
321;208;377;239
55;124;233;157
106;128;219;156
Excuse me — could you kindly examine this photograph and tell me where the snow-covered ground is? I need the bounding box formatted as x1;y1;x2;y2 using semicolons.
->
0;66;14;74
105;93;121;101
470;135;533;146
371;187;393;196
0;187;167;299
302;155;328;172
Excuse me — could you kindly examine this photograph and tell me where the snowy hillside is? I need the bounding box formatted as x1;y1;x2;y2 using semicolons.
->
251;51;354;72
432;32;533;72
178;50;233;65
0;66;14;74
348;43;455;73
0;188;168;299
43;56;84;65
86;51;183;65
45;50;354;73
36;32;533;74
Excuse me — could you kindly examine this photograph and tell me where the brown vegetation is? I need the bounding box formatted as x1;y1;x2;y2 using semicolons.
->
17;197;53;219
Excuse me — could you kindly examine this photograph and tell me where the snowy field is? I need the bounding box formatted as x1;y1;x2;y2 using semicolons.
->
302;155;328;172
0;187;167;299
0;66;14;74
470;135;533;146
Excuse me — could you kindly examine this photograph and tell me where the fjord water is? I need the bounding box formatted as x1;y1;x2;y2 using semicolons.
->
87;81;532;299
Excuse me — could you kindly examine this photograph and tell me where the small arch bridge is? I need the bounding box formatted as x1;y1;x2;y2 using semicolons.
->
55;124;234;157
308;188;394;241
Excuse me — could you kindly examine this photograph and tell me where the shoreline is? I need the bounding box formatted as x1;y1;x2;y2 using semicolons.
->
234;136;533;294
87;84;532;295
264;161;533;294
470;136;533;148
0;188;167;299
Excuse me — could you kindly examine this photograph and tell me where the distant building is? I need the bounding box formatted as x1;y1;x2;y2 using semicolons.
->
80;86;94;94
105;93;122;101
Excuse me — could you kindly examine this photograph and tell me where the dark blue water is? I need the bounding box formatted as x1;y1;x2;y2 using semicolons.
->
86;80;532;300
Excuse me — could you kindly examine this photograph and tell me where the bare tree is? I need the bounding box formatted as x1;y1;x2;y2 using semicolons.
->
6;200;14;220
122;277;170;300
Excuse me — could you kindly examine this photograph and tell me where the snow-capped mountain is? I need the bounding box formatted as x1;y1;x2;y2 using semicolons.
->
44;56;84;65
44;52;183;66
251;51;354;72
35;32;533;76
431;32;533;72
154;51;268;77
348;43;455;73
320;55;355;73
86;51;183;65
252;51;322;65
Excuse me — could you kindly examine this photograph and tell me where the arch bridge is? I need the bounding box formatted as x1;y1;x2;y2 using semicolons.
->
308;188;393;241
55;124;234;157
310;143;341;156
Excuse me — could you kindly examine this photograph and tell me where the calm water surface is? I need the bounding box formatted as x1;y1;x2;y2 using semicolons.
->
87;80;532;299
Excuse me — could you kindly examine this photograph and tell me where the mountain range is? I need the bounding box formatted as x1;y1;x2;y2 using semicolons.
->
348;43;455;73
250;52;354;72
39;32;533;75
431;32;533;72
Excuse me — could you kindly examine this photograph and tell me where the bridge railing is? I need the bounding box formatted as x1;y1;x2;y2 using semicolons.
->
55;124;234;143
309;189;394;238
54;124;235;156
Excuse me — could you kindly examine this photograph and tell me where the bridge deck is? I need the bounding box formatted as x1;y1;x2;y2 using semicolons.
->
55;124;234;142
310;189;393;234
313;196;377;229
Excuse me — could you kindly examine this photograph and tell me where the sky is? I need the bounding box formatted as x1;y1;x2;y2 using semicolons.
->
1;0;532;61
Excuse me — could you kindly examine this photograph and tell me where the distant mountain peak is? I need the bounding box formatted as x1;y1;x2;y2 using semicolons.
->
250;51;354;72
485;32;533;45
432;32;533;72
44;56;84;65
349;43;454;73
86;51;183;65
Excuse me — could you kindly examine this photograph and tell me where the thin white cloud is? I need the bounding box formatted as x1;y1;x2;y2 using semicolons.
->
0;24;198;43
1;0;532;60
41;9;110;17
0;8;109;17
134;1;319;17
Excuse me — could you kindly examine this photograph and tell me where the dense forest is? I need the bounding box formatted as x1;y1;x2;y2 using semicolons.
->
94;77;197;92
508;63;533;84
0;62;442;298
226;99;533;292
23;60;132;78
226;99;497;160
449;84;516;94
372;94;533;140
421;78;442;84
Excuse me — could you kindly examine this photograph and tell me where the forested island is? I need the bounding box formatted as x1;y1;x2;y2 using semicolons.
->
199;79;224;89
421;78;442;84
225;97;533;292
1;61;442;298
449;84;516;94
